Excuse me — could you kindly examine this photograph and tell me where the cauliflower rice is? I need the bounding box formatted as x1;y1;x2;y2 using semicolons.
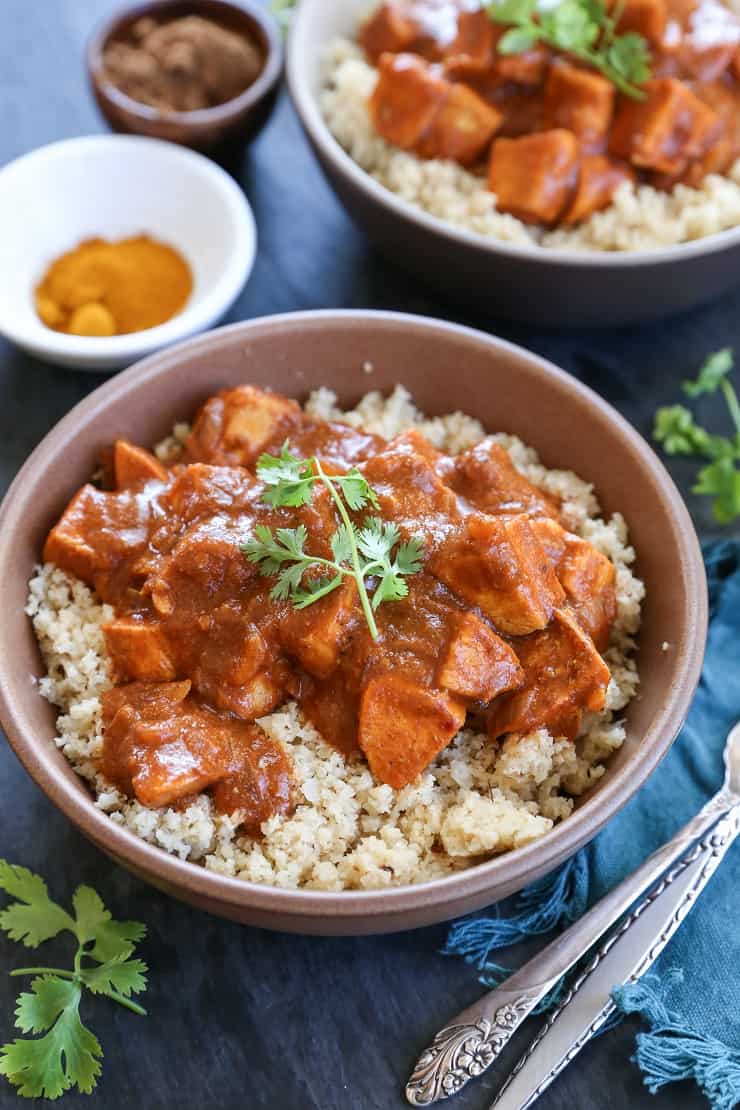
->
26;386;644;891
320;37;740;253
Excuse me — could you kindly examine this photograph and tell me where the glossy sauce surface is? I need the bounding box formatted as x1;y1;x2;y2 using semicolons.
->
43;386;617;826
361;0;740;225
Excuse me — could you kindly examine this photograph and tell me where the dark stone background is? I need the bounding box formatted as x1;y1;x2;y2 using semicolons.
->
1;2;737;1106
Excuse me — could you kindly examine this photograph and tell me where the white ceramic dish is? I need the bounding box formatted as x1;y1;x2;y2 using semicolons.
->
0;135;256;371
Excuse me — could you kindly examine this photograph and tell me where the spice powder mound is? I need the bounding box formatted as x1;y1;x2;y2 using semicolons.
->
102;15;264;113
35;235;193;337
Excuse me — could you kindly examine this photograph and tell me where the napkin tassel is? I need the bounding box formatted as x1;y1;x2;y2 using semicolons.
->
442;853;589;997
613;973;740;1110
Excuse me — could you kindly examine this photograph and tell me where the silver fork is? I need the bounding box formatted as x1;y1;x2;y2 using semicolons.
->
406;721;740;1107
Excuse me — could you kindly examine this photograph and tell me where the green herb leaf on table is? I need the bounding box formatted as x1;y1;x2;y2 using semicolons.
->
653;349;740;525
0;862;75;948
2;978;102;1099
243;447;424;639
486;0;651;98
87;918;146;965
0;860;148;1100
683;347;734;396
693;458;740;525
80;954;148;1000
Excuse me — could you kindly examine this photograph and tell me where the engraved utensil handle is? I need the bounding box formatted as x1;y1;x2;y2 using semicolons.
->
406;787;737;1106
491;803;740;1110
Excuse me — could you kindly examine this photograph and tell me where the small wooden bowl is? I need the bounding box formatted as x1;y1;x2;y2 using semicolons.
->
87;0;283;155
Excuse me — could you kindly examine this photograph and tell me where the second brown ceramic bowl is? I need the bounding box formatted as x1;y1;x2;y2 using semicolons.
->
286;0;740;327
87;0;283;153
0;312;707;934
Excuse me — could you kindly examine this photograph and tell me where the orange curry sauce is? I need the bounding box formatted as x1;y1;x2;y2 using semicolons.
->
44;386;616;832
361;0;740;225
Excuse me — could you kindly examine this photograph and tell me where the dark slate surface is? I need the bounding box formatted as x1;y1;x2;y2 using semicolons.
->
1;2;738;1107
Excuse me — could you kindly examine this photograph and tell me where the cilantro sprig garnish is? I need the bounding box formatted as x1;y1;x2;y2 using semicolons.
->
241;445;424;639
654;349;740;525
487;0;651;98
0;861;147;1100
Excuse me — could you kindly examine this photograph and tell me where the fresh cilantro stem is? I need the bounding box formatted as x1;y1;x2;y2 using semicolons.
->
0;861;149;1099
10;969;147;1016
10;968;76;979
95;989;147;1017
487;0;651;99
313;456;379;640
242;445;424;638
720;377;740;441
653;349;740;525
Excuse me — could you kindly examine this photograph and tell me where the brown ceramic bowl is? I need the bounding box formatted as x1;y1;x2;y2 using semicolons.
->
286;0;740;327
87;0;283;154
0;312;707;934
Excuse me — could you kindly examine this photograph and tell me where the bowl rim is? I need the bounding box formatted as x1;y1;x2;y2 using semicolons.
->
0;309;708;920
86;0;284;129
0;134;257;362
286;0;740;270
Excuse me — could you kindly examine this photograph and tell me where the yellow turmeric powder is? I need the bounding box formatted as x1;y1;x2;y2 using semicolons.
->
35;235;193;337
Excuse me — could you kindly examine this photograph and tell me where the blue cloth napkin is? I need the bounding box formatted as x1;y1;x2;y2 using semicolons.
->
444;540;740;1109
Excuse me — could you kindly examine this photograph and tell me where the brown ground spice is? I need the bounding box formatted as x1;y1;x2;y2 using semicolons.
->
102;14;263;113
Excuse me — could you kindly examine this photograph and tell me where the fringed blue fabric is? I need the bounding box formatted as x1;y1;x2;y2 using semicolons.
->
613;974;740;1110
442;852;589;970
442;854;589;1003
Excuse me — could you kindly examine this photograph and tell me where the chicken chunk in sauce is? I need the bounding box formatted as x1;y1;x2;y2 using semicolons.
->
360;0;740;226
43;384;618;830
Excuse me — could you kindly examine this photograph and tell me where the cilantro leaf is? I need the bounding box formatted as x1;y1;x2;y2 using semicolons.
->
395;537;425;577
487;0;650;97
88;919;146;965
293;574;344;608
487;0;537;23
256;444;316;507
356;518;401;565
274;526;310;559
497;25;540;52
71;887;110;947
330;524;354;565
542;0;599;51
242;524;309;575
653;349;740;525
243;455;424;638
694;458;740;524
355;518;424;611
606;32;651;83
81;955;148;999
14;978;76;1037
0;979;102;1099
684;348;734;397
653;405;716;456
0;863;74;948
334;469;380;511
582;0;608;24
271;560;310;601
372;570;410;608
0;860;149;1100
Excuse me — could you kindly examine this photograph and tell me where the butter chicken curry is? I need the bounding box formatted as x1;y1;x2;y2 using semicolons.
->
360;0;740;226
44;386;617;833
